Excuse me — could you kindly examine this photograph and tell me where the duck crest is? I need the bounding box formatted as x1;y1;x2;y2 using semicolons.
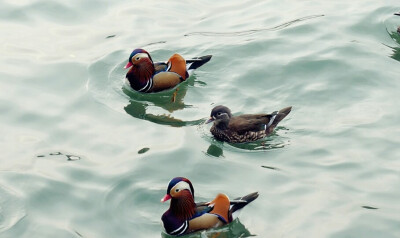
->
126;58;155;91
170;190;196;220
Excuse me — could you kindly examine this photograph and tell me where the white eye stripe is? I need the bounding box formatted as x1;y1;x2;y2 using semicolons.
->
171;181;191;194
131;53;149;61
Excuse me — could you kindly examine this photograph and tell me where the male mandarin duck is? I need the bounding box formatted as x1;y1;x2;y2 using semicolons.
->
395;12;400;33
124;49;212;93
206;105;292;143
161;177;258;236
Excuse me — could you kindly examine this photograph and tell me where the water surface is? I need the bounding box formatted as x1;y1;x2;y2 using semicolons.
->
1;0;400;237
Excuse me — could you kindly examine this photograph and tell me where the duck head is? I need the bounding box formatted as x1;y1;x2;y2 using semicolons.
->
124;48;153;69
161;177;196;220
124;49;155;88
206;105;232;130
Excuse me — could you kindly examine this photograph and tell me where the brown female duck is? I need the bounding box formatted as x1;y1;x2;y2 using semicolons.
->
206;105;292;143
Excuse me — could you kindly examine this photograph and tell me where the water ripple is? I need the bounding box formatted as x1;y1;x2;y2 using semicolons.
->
185;14;325;37
0;184;26;234
161;218;253;237
197;122;291;154
87;49;211;127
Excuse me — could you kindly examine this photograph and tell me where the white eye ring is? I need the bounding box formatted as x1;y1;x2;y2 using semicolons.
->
175;188;180;192
135;57;140;60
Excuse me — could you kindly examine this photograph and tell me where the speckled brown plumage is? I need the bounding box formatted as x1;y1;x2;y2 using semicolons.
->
207;105;292;143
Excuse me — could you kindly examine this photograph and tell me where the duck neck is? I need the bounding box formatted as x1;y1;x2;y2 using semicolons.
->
215;119;230;130
126;60;155;91
170;192;196;221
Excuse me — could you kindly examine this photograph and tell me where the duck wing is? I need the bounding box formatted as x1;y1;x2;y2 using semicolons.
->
195;202;213;214
150;72;183;92
228;114;275;134
228;106;292;134
154;62;168;73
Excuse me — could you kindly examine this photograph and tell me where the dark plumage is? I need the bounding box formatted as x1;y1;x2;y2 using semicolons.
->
161;177;258;236
206;105;292;143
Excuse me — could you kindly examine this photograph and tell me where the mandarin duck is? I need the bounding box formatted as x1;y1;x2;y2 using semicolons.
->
124;49;212;93
206;105;292;143
161;177;258;236
395;12;400;34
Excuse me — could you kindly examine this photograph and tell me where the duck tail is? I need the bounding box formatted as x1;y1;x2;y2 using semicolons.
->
228;192;259;221
186;55;212;71
276;106;292;124
267;106;292;130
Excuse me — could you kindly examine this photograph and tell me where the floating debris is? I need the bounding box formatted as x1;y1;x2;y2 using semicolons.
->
362;206;378;210
106;34;116;39
66;155;81;161
37;152;82;161
74;230;84;237
49;152;62;155
144;40;166;46
138;147;150;154
261;165;280;170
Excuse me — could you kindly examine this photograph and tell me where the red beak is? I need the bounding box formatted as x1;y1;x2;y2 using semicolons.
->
124;61;133;69
161;194;171;203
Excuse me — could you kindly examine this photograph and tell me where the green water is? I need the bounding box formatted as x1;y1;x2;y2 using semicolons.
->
1;0;400;237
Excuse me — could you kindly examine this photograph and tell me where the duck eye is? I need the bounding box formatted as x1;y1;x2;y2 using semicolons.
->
135;57;140;61
217;112;222;116
175;189;180;192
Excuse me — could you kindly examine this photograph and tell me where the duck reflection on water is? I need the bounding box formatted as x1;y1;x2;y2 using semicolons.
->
160;218;253;238
123;79;204;127
387;13;400;62
122;48;212;126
